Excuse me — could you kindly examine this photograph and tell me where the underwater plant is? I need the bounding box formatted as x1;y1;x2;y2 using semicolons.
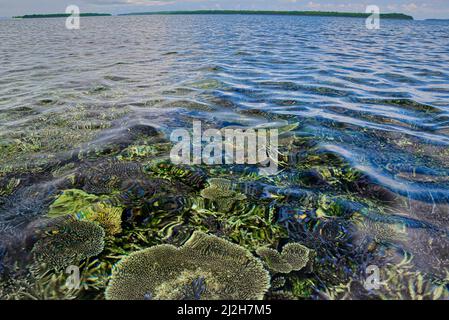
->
377;263;449;300
318;255;449;300
32;217;105;270
105;231;270;300
0;105;129;177
256;243;310;274
117;145;159;162
145;161;207;190
270;276;286;290
0;264;84;300
189;202;287;252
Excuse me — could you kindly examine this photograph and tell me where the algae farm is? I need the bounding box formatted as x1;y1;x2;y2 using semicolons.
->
1;10;449;302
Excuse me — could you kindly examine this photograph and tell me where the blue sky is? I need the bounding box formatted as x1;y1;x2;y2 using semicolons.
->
1;0;448;19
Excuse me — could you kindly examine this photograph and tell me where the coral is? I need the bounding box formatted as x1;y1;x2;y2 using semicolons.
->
200;178;246;212
256;243;310;274
270;276;286;290
32;218;105;270
256;247;292;273
105;231;270;300
152;269;221;300
281;243;310;271
79;161;144;195
353;212;408;244
80;202;123;236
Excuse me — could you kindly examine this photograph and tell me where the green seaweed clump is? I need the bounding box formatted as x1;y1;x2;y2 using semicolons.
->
47;189;103;217
256;243;310;274
32;218;105;270
200;178;246;212
105;231;270;300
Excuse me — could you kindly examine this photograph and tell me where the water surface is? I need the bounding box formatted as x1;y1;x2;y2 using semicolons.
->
1;15;449;299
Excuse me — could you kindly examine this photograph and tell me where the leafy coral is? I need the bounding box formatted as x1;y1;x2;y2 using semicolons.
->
256;247;292;273
105;231;270;300
256;243;310;274
200;178;246;212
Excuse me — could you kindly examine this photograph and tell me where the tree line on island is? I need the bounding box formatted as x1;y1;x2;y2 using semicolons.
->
13;10;413;20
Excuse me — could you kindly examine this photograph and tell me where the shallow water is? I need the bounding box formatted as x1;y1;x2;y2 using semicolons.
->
1;15;449;299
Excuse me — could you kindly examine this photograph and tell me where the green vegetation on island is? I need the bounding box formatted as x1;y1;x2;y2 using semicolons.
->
119;10;414;20
13;13;111;19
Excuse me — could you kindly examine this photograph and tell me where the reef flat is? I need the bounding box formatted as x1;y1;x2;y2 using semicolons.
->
1;120;448;300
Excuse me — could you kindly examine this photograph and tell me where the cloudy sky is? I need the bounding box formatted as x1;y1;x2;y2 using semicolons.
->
0;0;448;19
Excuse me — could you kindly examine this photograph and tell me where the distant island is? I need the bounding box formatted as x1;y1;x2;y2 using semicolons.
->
119;10;414;20
13;13;111;19
11;10;415;20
